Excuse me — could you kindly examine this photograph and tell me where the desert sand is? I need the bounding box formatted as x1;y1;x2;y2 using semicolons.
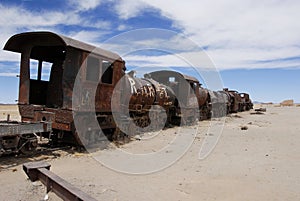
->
0;105;300;201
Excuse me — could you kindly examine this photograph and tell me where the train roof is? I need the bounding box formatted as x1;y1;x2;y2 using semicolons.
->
3;31;122;61
147;70;199;83
228;90;239;94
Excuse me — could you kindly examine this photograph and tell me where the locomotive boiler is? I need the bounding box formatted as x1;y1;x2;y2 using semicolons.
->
114;72;177;135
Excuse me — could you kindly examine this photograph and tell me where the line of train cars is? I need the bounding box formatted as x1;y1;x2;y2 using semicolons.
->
0;31;253;154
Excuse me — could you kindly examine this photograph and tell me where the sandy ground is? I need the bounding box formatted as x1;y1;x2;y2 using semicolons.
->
0;105;300;201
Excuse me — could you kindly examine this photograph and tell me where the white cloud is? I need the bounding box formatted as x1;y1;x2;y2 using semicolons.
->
122;48;300;71
0;4;112;64
0;4;110;30
92;20;112;29
69;30;110;45
117;24;128;31
68;0;102;12
0;5;77;63
1;1;300;73
0;50;20;63
0;5;81;27
114;0;300;70
114;0;150;20
0;72;18;77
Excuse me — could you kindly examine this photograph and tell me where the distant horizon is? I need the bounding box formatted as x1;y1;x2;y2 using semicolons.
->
1;67;300;104
1;101;300;105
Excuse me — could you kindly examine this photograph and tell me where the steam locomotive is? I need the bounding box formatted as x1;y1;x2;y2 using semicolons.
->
0;31;253;155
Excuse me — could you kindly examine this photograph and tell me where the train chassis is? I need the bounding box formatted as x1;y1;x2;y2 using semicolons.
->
0;120;51;156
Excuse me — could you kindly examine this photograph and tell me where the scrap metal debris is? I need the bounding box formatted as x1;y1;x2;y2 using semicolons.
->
241;126;248;130
255;108;267;112
23;161;97;201
250;108;266;115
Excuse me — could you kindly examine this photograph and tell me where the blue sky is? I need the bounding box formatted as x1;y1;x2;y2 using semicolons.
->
0;0;300;103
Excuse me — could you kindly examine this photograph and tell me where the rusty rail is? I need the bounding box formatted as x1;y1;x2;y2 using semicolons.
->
23;161;97;201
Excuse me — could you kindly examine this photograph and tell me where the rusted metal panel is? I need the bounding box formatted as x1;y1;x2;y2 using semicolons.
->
182;74;199;83
145;78;175;107
208;90;228;117
198;87;209;106
120;73;176;113
45;108;73;124
18;51;30;104
73;51;125;113
239;92;253;110
19;105;35;119
19;105;73;131
148;70;195;107
51;122;71;131
223;88;240;113
23;162;97;201
96;84;115;112
95;60;126;113
127;75;156;110
34;111;55;123
35;109;72;131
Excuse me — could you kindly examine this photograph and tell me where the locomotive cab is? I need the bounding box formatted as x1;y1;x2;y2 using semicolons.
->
4;33;67;108
4;31;125;144
147;71;199;107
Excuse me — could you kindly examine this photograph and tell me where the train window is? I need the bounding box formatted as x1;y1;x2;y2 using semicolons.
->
41;62;52;81
30;59;38;80
29;59;52;81
101;60;113;84
169;77;175;82
86;56;100;82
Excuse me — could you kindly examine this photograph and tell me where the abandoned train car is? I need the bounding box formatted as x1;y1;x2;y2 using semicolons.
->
4;31;126;145
1;31;253;154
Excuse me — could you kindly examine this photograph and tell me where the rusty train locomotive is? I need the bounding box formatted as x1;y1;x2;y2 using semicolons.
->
0;32;253;155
